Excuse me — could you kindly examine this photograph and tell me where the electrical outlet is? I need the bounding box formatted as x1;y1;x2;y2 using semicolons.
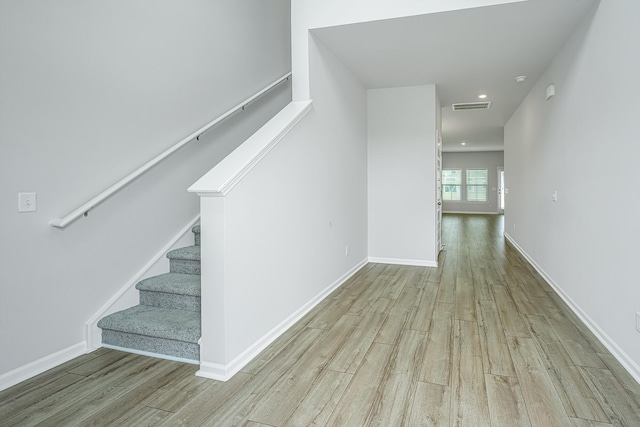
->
18;192;37;212
636;311;640;332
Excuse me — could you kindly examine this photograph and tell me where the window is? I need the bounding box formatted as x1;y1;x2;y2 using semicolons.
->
466;169;488;202
442;169;462;201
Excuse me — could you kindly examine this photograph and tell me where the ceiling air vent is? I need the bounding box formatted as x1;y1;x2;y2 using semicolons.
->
452;101;492;111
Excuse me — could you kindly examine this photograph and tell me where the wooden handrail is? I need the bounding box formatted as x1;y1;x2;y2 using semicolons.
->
49;72;291;228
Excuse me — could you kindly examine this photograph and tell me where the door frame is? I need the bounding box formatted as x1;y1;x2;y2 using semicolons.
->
436;129;443;256
497;166;504;214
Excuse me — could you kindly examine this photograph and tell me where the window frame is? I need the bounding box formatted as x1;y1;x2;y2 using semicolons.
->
441;169;462;201
465;169;489;202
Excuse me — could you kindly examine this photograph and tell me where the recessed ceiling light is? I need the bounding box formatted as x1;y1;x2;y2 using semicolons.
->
515;75;527;83
478;94;487;99
461;142;467;146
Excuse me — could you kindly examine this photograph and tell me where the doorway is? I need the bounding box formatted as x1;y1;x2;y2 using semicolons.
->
436;130;443;255
497;167;505;214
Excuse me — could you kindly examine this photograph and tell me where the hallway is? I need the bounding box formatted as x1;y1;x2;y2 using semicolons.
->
2;214;640;426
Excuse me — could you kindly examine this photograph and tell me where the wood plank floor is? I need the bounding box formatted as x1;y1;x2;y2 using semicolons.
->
2;214;640;426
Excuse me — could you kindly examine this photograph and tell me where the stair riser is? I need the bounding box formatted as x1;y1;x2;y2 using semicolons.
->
99;233;201;361
140;291;200;312
170;259;200;275
102;330;199;361
192;225;200;247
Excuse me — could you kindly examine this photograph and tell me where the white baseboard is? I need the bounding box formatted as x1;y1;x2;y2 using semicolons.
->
195;361;230;381
1;216;202;392
197;258;369;381
504;232;640;384
84;215;201;350
368;257;438;267
0;342;86;392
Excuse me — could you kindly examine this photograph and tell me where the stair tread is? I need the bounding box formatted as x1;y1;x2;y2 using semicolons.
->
136;273;200;296
166;245;200;261
98;306;200;343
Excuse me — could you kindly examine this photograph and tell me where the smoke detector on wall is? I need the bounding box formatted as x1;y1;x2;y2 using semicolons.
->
452;101;492;111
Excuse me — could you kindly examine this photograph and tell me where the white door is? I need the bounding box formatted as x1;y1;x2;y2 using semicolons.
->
497;167;505;214
436;130;443;256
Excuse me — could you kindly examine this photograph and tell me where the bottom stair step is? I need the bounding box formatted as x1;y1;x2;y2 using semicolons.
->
98;305;200;361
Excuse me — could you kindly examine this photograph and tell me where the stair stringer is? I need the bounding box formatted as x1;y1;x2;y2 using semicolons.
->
84;215;200;351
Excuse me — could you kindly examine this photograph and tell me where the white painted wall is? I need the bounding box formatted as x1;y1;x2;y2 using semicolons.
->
0;0;291;381
368;85;438;266
504;0;640;380
192;33;368;376
291;0;524;100
442;151;504;213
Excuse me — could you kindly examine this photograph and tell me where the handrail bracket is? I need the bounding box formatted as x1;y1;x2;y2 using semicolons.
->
49;71;292;229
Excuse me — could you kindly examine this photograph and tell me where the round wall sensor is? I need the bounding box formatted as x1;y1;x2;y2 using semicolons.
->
515;75;527;83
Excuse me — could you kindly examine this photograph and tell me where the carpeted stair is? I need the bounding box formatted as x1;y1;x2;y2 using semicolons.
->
97;225;201;362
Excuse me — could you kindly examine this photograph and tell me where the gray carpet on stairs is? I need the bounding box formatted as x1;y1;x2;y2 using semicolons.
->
98;305;200;342
98;224;202;361
137;273;201;311
167;246;201;275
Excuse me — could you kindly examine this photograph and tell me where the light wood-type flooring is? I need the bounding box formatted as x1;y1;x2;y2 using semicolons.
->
2;214;640;426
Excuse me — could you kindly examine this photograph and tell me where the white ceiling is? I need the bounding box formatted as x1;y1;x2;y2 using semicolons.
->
311;0;598;152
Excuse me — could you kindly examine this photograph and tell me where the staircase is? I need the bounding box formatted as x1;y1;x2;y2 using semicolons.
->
97;225;201;362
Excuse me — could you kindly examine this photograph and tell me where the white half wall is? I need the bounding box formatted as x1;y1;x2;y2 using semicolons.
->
504;0;640;380
191;33;369;376
368;85;438;266
0;0;291;382
442;151;504;213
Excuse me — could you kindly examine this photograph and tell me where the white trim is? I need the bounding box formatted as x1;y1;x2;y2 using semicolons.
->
0;342;86;391
445;202;492;205
196;258;368;381
196;361;229;380
504;232;640;384
368;257;438;267
101;344;198;365
497;166;504;214
189;101;313;197
84;215;201;350
443;211;499;215
442;147;505;153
